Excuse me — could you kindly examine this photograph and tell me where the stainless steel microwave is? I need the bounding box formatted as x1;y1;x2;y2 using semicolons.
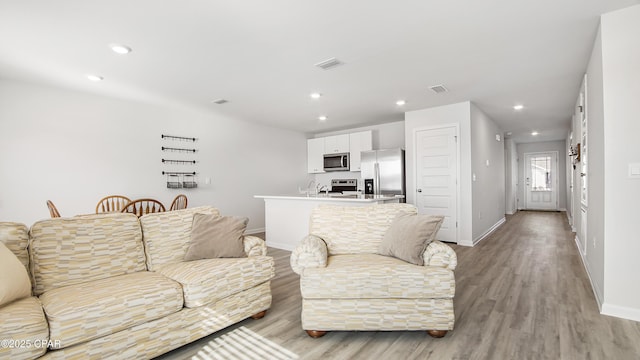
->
323;153;350;172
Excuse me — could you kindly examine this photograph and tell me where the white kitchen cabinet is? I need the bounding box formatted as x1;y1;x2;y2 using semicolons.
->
349;130;373;171
307;137;325;173
324;134;350;154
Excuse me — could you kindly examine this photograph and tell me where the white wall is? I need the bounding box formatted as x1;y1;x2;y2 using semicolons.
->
600;5;640;321
405;102;473;245
311;121;405;189
470;104;505;241
516;140;568;211
0;79;309;231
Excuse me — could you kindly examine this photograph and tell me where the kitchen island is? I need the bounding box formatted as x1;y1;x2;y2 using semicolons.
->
254;194;403;251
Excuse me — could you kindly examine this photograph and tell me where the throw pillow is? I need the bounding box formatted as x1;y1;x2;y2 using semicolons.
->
184;213;248;261
0;242;31;306
378;214;444;266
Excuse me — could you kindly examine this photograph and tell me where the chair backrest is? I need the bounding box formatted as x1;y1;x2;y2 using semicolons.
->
309;203;417;255
121;199;166;217
169;194;188;211
96;195;132;213
46;200;61;218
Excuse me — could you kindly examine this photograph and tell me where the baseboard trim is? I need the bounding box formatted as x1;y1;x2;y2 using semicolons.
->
472;217;506;246
574;235;603;311
245;227;265;235
601;303;640;322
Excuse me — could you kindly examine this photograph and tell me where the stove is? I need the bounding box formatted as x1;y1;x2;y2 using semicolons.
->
331;179;358;193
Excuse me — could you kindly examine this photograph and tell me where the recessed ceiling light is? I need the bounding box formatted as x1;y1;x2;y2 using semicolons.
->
513;104;524;110
396;100;406;106
110;44;132;54
87;74;104;81
531;131;539;136
310;92;322;99
318;115;328;121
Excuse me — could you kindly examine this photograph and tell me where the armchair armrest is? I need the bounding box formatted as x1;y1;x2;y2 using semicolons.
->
243;235;267;257
290;235;328;275
422;240;457;270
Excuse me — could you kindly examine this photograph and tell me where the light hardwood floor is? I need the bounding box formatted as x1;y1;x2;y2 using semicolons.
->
157;211;640;359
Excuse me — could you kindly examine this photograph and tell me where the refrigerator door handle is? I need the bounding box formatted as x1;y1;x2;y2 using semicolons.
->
374;162;380;196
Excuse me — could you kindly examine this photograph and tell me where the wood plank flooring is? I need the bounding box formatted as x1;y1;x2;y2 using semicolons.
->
157;211;640;359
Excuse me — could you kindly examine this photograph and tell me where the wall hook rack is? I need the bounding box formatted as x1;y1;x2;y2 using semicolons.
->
161;134;197;142
162;159;197;165
161;146;197;153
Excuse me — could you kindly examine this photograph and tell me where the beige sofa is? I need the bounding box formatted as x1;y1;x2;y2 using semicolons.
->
0;206;275;360
290;204;457;338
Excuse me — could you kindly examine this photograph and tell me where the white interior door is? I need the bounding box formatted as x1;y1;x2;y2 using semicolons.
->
524;152;558;210
415;127;458;243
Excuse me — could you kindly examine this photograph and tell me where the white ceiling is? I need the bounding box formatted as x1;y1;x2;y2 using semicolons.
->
1;1;637;142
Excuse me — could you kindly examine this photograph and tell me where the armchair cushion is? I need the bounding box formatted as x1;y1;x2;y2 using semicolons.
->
184;214;248;261
301;254;455;299
378;214;444;266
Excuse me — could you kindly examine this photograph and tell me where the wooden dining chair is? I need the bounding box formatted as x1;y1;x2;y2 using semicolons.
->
46;200;61;218
169;194;188;211
96;195;132;213
121;199;166;217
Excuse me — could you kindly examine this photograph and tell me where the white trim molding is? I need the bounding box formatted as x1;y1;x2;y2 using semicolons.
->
472;217;506;246
601;303;640;323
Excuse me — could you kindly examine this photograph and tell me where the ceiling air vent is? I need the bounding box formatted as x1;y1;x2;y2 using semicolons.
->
314;57;344;70
212;99;228;104
429;84;448;94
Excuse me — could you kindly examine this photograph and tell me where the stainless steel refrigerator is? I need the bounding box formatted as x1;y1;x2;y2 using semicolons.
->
360;149;405;200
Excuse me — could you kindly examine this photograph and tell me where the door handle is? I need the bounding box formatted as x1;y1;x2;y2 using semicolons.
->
417;189;422;193
580;173;587;177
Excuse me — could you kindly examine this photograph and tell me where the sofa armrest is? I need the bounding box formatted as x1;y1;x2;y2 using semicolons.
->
422;240;457;270
243;235;267;257
290;235;328;275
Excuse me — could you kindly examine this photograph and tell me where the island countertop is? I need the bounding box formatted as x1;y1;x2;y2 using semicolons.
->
254;193;404;203
254;193;403;250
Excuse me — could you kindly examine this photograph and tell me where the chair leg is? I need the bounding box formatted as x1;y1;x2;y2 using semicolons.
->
305;330;327;338
427;330;448;338
250;310;267;319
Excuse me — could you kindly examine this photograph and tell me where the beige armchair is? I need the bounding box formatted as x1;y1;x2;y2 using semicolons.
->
290;203;457;338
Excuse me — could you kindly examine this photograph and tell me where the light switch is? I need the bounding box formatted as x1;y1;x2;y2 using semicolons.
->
629;163;640;178
205;177;212;185
486;159;490;167
472;173;477;182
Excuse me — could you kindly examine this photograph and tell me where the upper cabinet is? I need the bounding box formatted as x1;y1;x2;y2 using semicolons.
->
349;131;373;171
307;131;373;173
307;138;326;173
324;134;350;154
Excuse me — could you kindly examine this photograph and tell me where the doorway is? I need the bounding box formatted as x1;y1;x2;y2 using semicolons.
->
415;126;458;243
524;151;559;210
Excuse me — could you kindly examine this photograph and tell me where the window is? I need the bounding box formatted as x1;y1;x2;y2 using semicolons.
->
531;156;552;191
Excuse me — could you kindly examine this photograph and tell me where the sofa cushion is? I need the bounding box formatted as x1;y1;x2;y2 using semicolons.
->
39;271;183;348
29;213;146;296
0;242;31;306
0;296;49;359
184;214;248;261
157;256;275;308
300;254;455;299
309;204;417;255
140;206;220;270
378;214;444;266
